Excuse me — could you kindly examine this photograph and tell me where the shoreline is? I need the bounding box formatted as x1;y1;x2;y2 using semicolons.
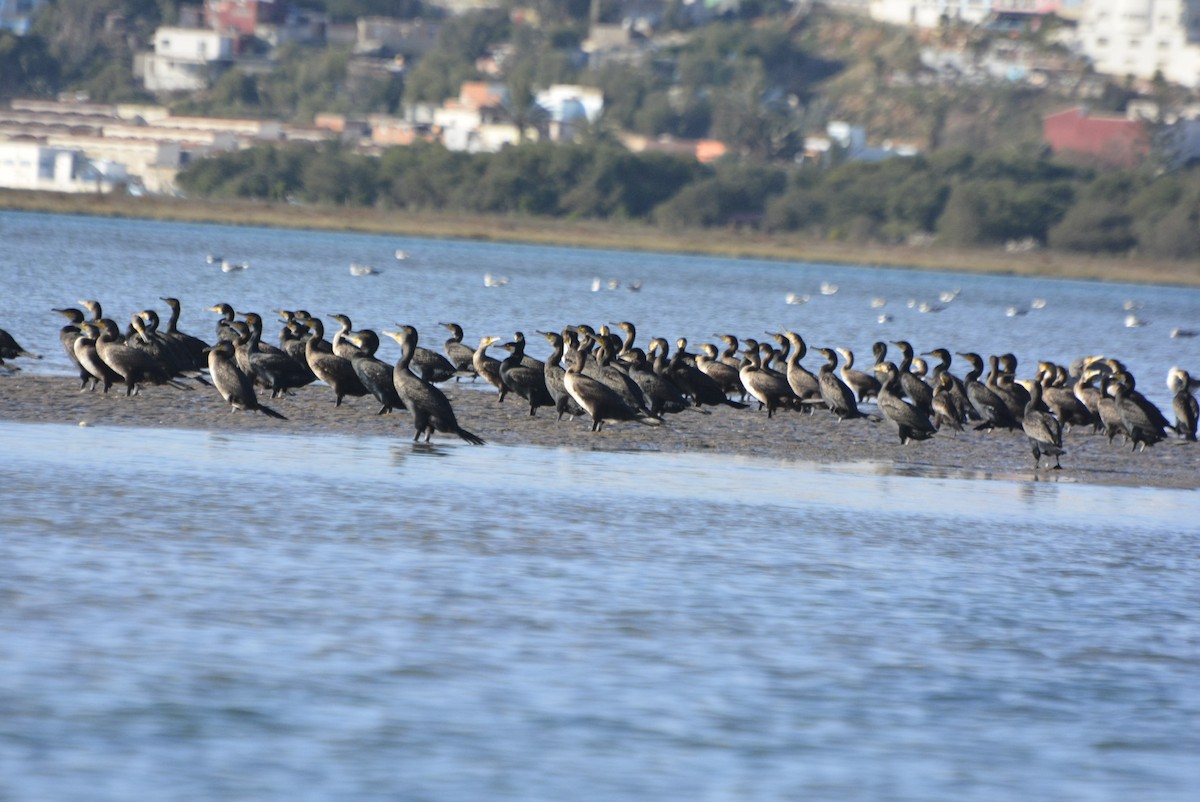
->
2;373;1195;491
3;190;1199;288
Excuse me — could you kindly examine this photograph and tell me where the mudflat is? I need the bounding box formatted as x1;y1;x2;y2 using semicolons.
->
1;373;1195;490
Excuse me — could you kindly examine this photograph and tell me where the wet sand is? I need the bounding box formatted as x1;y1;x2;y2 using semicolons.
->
1;373;1195;490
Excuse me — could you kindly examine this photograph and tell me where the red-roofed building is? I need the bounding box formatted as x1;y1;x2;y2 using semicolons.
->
205;0;288;38
1042;107;1151;169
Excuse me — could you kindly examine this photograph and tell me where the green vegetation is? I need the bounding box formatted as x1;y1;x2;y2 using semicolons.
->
174;139;1200;263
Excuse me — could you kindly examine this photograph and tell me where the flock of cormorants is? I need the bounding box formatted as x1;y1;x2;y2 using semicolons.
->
1;296;1197;469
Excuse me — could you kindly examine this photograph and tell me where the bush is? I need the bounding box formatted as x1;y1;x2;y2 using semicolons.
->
1047;200;1136;253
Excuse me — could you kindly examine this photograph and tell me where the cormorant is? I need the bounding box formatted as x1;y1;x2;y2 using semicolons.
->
782;332;821;406
1037;362;1094;431
661;338;747;410
694;343;745;399
738;345;797;418
816;348;866;420
53;307;90;388
835;347;880;403
73;322;122;393
590;336;651;415
1021;381;1064;469
209;303;240;343
473;336;506;400
621;346;692;416
1091;370;1129;445
873;362;936;444
922;347;974;422
305;317;369;406
94;318;192;396
1169;368;1198;441
0;326;41;370
345;329;405;414
329;313;359;360
440;322;479;379
204;341;287;419
930;372;964;432
1111;371;1172;451
499;333;555;416
159;297;210;369
957;352;1018;431
536;330;587;420
563;347;660;431
985;354;1024;423
235;312;315;397
890;340;933;416
383;327;485;444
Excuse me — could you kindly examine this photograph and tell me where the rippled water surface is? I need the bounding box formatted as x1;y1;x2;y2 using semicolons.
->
2;213;1199;800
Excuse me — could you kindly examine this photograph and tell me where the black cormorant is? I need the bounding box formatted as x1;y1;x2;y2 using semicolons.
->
473;335;506;400
94;318;192;396
1169;368;1198;441
305;317;369;406
0;326;41;370
346;329;405;414
957;352;1018;431
1021;381;1064;469
835;347;880;403
204;341;287;419
499;333;555;416
383;327;485;444
537;330;587;420
873;362;936;444
159;297;210;369
440;322;479;379
816;348;866;420
53;308;90;388
563;347;660;431
738;345;797;418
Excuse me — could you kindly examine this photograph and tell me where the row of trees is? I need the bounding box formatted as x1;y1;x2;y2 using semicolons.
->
176;140;1200;259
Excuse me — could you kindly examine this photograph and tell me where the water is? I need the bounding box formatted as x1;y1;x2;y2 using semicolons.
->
1;212;1199;800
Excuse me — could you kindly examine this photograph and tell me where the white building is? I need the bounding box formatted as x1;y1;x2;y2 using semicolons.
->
0;140;129;193
0;0;45;35
138;27;235;92
869;0;994;27
1077;0;1200;89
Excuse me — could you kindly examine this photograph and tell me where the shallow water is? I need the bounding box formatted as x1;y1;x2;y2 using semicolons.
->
2;212;1199;800
2;421;1198;801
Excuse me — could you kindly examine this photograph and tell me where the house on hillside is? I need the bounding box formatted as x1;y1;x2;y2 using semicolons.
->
0;0;45;34
204;0;288;37
1076;0;1200;90
137;26;236;92
1042;106;1151;169
870;0;995;28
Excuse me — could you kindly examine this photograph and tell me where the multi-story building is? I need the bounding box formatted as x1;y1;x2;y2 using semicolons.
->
869;0;995;27
1077;0;1200;88
0;0;44;34
137;26;236;92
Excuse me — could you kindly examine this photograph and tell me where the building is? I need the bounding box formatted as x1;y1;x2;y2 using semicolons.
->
138;26;236;93
1076;0;1200;89
1042;106;1152;168
355;17;438;56
0;99;284;193
204;0;288;38
0;140;129;193
869;0;995;28
0;0;45;35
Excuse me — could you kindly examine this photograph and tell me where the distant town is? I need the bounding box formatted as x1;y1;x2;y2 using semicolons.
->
1;1;1199;196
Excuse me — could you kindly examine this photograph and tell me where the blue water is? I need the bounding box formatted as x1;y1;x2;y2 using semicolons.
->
1;212;1199;800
